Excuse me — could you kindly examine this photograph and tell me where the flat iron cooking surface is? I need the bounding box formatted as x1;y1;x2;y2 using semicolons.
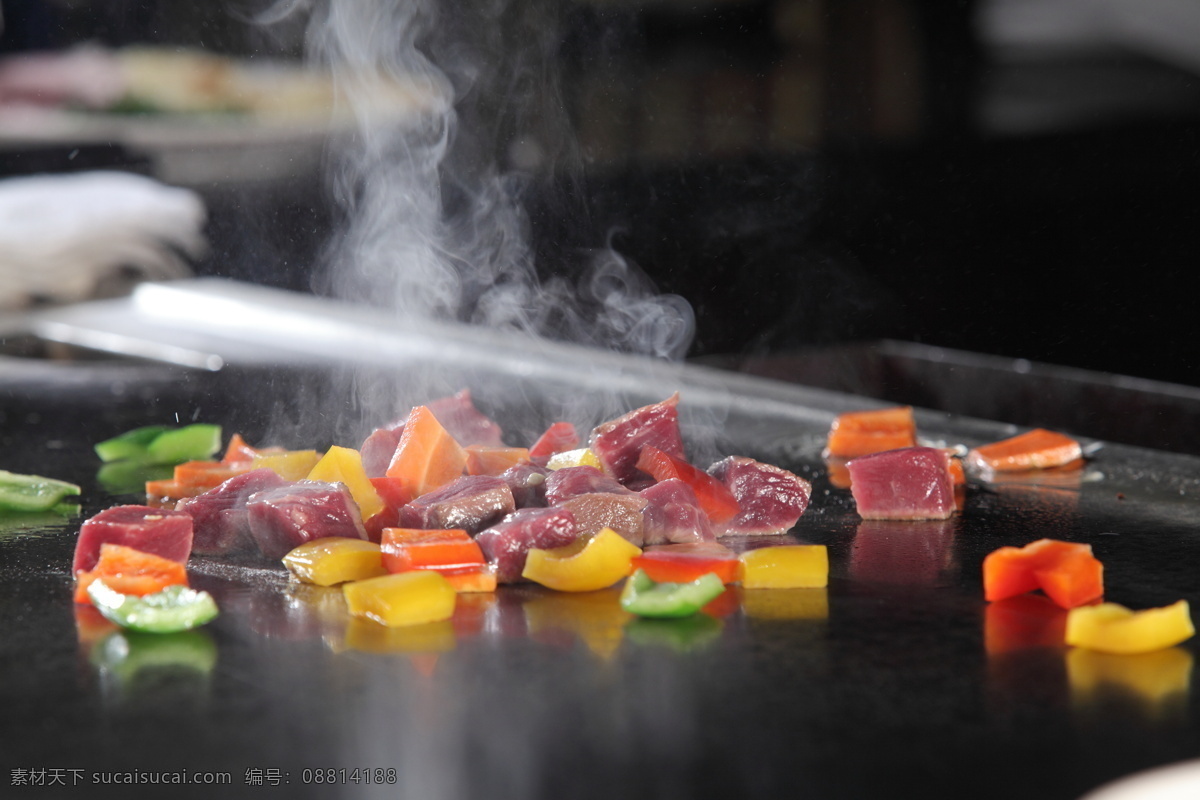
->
2;350;1199;800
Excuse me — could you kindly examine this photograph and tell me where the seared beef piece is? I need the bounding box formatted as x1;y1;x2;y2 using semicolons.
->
246;481;368;560
397;475;516;535
501;462;550;509
476;507;578;583
708;456;812;536
176;468;289;555
589;393;685;487
427;389;505;447
73;505;194;574
847;447;955;521
543;465;633;505
557;492;648;546
639;478;715;545
360;425;403;478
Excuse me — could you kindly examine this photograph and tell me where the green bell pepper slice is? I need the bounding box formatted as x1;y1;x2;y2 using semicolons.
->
93;425;171;462
619;568;726;619
0;470;81;512
87;580;219;634
94;423;222;465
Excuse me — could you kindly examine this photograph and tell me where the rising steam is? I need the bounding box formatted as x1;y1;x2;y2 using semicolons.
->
264;0;695;361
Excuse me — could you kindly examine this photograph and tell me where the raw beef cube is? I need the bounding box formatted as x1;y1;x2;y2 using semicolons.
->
846;447;956;521
501;462;550;509
73;505;194;574
557;492;648;546
427;389;505;447
708;456;812;535
544;465;633;505
476;507;579;583
246;481;368;560
397;475;515;535
639;478;716;545
176;468;289;555
589;393;685;487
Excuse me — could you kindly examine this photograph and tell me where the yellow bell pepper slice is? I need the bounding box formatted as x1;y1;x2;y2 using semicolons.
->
251;450;322;481
282;538;388;586
545;448;603;471
522;528;641;592
343;571;457;627
739;545;829;589
306;445;385;522
1065;600;1194;655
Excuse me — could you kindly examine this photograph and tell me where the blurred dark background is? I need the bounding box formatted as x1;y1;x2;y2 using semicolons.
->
2;0;1198;389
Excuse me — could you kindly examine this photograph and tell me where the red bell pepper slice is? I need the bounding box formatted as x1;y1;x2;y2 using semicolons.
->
631;542;740;585
74;543;188;605
983;538;1103;609
381;527;485;574
635;446;739;523
824;406;917;459
529;422;580;461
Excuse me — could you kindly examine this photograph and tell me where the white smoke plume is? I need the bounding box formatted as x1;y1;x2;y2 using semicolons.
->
261;0;695;362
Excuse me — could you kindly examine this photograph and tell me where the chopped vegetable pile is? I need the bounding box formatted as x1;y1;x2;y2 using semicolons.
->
33;394;1195;660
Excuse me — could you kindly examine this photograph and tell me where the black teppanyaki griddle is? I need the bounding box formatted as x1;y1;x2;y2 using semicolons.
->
2;283;1199;800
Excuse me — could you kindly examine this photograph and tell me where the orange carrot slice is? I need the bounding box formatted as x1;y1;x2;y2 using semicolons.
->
947;455;965;486
825;406;917;459
222;433;256;464
145;479;208;503
967;429;1082;473
74;543;188;604
173;460;250;491
385;405;468;498
221;434;288;465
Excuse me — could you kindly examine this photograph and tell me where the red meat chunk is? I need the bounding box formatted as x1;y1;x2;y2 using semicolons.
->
475;507;579;583
557;492;648;546
501;462;550;509
246;481;368;560
639;478;716;545
588;393;685;487
397;475;515;535
73;505;194;574
846;446;956;521
427;389;505;447
360;425;404;478
707;456;812;536
543;465;634;505
176;468;289;555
